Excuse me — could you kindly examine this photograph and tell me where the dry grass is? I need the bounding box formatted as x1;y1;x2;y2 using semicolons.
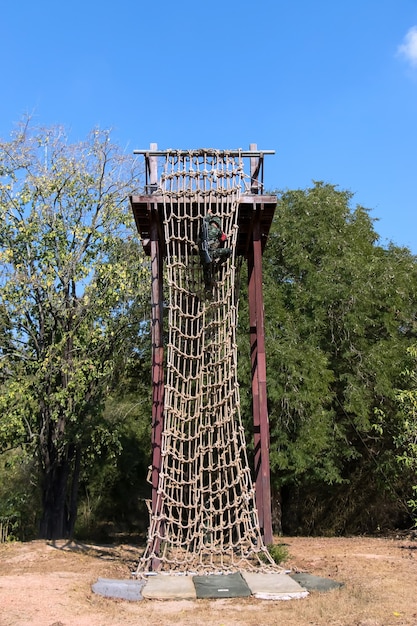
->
0;535;416;626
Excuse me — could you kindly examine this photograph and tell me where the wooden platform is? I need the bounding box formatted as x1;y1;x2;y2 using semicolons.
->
129;193;277;258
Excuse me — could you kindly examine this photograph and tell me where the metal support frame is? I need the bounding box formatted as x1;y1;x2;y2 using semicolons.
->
247;206;273;546
150;214;164;515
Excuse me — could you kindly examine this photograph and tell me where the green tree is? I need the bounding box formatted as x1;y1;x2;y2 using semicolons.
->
0;122;149;539
250;182;417;533
396;345;417;524
0;448;38;541
75;338;153;539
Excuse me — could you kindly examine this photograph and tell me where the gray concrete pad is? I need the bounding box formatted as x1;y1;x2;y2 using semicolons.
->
193;572;251;598
93;571;340;602
290;572;343;592
142;574;197;600
242;572;309;600
92;577;145;601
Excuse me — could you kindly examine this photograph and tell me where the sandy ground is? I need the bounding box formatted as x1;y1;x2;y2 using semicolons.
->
0;534;416;626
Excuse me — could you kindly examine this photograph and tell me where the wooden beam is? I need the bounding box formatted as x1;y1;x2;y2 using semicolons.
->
134;148;275;157
248;250;262;529
148;142;158;193
150;206;164;568
130;194;277;259
250;142;260;194
248;206;273;546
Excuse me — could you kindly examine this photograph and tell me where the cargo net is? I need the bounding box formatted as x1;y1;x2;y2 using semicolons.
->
137;150;279;575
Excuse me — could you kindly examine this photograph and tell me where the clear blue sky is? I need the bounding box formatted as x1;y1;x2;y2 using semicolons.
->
2;1;417;252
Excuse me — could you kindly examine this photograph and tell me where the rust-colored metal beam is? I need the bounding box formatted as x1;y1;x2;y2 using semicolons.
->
150;205;164;567
248;205;273;546
250;142;264;194
134;148;275;157
248;250;262;524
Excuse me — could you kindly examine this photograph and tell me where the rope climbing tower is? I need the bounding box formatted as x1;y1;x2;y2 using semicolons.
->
130;146;277;574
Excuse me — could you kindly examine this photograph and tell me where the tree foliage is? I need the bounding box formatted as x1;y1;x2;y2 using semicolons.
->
396;345;417;524
74;341;153;540
246;182;417;533
2;127;417;541
0;122;149;539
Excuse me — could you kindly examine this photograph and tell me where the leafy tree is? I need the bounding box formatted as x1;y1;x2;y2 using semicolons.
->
0;447;39;541
396;345;417;524
75;339;153;539
0;122;149;539
247;182;417;533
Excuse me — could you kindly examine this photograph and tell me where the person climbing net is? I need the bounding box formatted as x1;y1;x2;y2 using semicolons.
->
199;210;232;289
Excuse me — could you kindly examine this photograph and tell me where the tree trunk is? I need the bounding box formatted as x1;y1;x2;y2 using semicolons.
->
39;455;71;540
67;445;82;539
271;486;283;536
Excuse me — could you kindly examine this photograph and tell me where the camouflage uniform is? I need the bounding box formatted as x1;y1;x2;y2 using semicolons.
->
199;214;232;289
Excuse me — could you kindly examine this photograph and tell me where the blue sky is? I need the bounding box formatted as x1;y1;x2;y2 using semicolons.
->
2;1;417;252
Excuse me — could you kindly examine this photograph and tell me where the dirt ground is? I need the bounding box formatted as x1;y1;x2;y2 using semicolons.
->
0;534;416;626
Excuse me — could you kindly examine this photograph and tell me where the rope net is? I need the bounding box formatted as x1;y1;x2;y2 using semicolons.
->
137;150;278;575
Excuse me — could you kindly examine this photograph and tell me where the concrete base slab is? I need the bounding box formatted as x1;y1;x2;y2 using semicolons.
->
142;574;197;600
290;572;343;592
193;572;251;599
242;572;309;600
93;571;341;602
92;578;145;601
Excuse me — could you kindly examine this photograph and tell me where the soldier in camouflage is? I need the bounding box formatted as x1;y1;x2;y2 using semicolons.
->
199;211;232;290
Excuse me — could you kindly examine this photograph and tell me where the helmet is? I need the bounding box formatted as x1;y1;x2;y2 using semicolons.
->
209;215;221;227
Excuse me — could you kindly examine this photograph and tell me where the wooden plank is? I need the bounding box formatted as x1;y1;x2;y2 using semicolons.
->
250;142;260;194
130;195;277;258
150;208;164;567
248;251;263;531
248;208;273;545
133;149;275;157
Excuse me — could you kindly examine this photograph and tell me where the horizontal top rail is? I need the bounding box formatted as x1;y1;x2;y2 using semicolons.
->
133;149;275;157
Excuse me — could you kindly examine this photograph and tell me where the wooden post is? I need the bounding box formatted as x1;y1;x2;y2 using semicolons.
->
150;203;164;566
250;143;259;194
248;249;262;529
149;142;158;193
248;206;273;545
